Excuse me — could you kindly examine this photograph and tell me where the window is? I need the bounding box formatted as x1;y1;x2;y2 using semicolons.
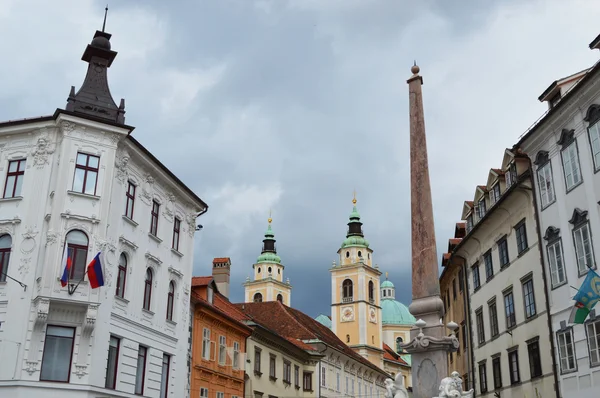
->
396;336;403;353
508;350;520;385
492;357;502;389
65;230;89;281
125;181;136;219
303;372;312;391
0;235;12;283
218;335;226;365
166;281;175;321
216;393;224;398
561;141;582;190
254;348;261;374
73;153;99;195
479;363;487;393
233;342;240;369
254;292;263;303
461;322;467;349
3;159;26;198
116;253;127;298
368;280;374;302
150;200;160;236
491;183;501;204
557;329;576;373
277;294;283;303
135;345;147;395
476;309;485;345
547;240;566;287
202;328;211;360
321;366;326;386
489;302;499;338
472;263;481;290
172;218;181;251
573;223;595;273
40;326;75;382
589;121;600;170
207;286;213;304
522;279;537;319
498;237;509;267
105;336;120;389
507;162;517;187
143;268;153;311
477;199;486;218
484;251;493;281
504;290;516;329
466;214;473;233
295;365;300;388
458;268;464;292
515;221;528;254
269;354;276;380
537;162;556;207
586;319;600;366
528;340;542;379
283;360;291;384
200;387;209;398
342;279;353;302
160;354;170;398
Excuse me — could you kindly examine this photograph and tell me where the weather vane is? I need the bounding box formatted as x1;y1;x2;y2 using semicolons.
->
102;5;109;32
352;189;357;205
268;209;272;224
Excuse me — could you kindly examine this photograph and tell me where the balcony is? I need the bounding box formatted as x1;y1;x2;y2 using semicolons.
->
342;297;353;303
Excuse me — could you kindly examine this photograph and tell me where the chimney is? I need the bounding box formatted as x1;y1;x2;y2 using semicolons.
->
212;258;231;298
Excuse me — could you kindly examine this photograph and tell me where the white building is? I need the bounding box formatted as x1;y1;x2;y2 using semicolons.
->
515;32;600;397
450;150;556;398
0;28;207;398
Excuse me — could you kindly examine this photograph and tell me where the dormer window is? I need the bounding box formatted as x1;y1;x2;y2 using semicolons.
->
549;92;561;108
490;184;501;205
466;215;474;233
207;286;214;304
477;200;486;219
506;163;517;187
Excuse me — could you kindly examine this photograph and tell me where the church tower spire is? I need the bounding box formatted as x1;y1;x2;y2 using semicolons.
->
65;16;126;124
330;195;383;368
244;213;292;305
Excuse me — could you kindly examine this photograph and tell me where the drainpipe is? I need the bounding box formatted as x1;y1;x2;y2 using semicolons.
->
524;164;561;398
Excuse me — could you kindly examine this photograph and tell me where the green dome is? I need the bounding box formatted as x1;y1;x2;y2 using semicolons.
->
257;252;281;264
381;280;394;288
341;235;370;248
349;205;361;220
381;299;416;326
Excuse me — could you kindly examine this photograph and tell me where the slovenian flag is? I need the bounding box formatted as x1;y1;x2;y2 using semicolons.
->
569;269;600;324
60;245;72;287
87;252;105;289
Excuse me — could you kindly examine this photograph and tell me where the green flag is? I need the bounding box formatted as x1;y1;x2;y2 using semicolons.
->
569;269;600;324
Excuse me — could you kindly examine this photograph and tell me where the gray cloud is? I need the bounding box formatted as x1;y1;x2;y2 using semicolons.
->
1;0;600;316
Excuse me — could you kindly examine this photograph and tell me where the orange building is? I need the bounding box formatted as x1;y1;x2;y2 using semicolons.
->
191;276;252;398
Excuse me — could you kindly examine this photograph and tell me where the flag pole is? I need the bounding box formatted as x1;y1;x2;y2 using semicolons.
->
0;269;27;291
68;268;90;296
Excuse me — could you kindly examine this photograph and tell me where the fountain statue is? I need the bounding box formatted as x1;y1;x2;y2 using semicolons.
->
384;372;409;398
434;371;474;398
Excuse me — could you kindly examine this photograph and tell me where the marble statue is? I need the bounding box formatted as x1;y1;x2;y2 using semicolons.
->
435;371;474;398
384;372;409;398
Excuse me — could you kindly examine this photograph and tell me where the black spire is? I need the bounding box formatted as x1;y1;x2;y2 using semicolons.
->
65;26;125;124
261;222;277;254
346;197;364;238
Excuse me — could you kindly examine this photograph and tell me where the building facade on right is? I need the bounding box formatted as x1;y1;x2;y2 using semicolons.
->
515;33;600;397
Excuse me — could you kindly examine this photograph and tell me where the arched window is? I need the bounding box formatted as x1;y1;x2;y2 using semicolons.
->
277;294;283;303
143;269;153;310
116;253;127;298
253;292;263;303
0;235;12;283
368;280;374;301
66;230;88;280
268;266;272;274
342;279;353;301
396;337;403;353
346;334;350;343
166;281;175;321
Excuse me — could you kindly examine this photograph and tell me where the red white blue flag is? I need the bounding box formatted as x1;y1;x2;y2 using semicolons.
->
60;245;72;287
87;252;105;289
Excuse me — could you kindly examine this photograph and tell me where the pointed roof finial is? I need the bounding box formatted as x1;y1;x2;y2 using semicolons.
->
352;189;357;205
411;61;420;75
102;5;109;32
385;271;388;280
268;209;272;224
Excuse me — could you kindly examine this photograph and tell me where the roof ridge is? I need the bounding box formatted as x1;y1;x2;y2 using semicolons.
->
279;302;315;338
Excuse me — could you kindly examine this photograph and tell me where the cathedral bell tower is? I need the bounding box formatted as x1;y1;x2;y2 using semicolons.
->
244;214;292;305
330;195;383;368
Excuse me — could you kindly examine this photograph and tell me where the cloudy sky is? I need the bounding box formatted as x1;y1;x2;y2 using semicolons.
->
1;0;600;317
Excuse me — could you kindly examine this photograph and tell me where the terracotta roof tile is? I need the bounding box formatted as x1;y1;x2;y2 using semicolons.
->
455;222;465;229
235;301;387;375
191;276;213;287
382;343;408;366
449;238;462;246
214;294;250;322
284;336;318;351
464;201;474;207
212;257;231;263
477;185;488;191
491;168;505;175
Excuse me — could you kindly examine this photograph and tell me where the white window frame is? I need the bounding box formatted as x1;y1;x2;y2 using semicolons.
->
573;223;595;274
561;142;582;191
490;183;501;204
588;122;600;171
216;392;224;398
233;341;240;369
586;319;600;367
557;329;576;373
218;335;226;365
200;387;209;398
547;239;566;287
537;161;556;208
202;328;210;360
321;366;326;386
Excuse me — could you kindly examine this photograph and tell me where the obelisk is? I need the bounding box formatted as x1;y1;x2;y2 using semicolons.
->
405;64;454;398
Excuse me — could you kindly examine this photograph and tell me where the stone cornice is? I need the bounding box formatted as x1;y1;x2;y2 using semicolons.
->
111;313;178;343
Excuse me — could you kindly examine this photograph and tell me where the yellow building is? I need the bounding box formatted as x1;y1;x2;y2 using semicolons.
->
329;197;384;369
243;216;292;305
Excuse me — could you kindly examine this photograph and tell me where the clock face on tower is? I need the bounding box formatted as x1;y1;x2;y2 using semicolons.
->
341;306;354;322
369;306;377;323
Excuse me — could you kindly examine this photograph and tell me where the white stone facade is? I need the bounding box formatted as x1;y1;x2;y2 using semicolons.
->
517;49;600;397
0;112;206;397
